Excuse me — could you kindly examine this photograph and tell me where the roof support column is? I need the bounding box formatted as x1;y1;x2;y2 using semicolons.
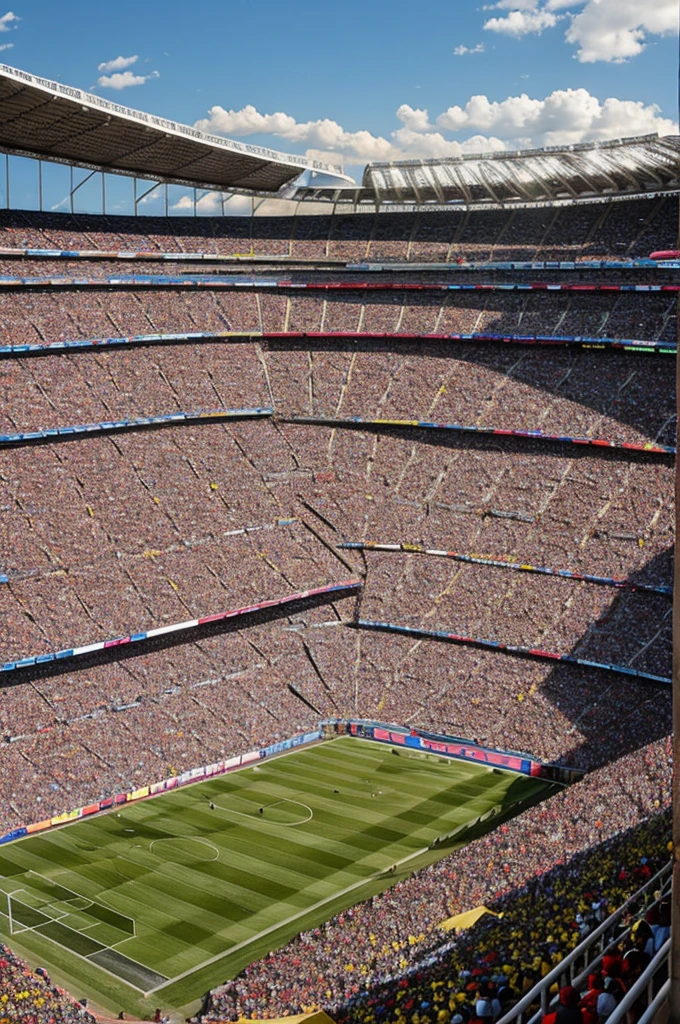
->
4;154;8;209
134;180;161;215
69;168;96;215
38;159;42;213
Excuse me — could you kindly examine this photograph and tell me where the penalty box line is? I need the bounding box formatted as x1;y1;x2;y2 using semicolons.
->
27;869;136;938
0;899;152;994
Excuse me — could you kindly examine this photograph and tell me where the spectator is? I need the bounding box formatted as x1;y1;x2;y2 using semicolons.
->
543;986;583;1024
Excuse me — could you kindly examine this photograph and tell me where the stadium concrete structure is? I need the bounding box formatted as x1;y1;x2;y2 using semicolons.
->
0;64;676;1021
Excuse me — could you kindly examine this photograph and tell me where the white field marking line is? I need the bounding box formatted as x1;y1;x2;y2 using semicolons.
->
212;798;313;827
3;732;337;863
110;843;260;921
46;900;92;924
79;922;109;935
80;922;141;946
35;740;460;991
111;842;282;926
27;870;89;904
41;905;69;923
97;863;234;953
27;869;136;937
267;800;313;826
9;901;107;947
148;837;220;861
143;740;501;993
143;838;433;997
1;898;123;962
104;888;209;957
85;944;170;984
4;888;30;935
0;903;152;994
4;887;70;928
7;740;427;978
64;897;93;910
0;893;163;990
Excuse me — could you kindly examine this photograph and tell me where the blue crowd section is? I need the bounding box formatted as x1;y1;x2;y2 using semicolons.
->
349;259;680;271
0;330;674;357
1;246;678;270
0;274;678;290
0;408;273;447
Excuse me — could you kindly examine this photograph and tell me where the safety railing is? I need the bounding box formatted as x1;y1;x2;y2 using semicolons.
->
607;939;670;1024
496;860;672;1024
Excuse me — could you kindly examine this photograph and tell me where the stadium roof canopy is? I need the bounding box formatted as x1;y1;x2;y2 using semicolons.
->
295;134;680;207
0;62;352;195
0;63;677;209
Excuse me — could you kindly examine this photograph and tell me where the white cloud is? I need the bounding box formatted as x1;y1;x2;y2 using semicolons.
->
97;54;139;74
172;192;254;215
391;127;465;158
395;104;433;133
0;11;19;31
437;88;676;146
438;88;676;145
196;104;298;137
97;69;159;90
482;0;677;59
488;0;543;8
566;0;679;62
437;93;544;132
0;41;12;51
196;105;394;163
484;8;560;35
485;1;579;11
585;97;677;140
453;42;485;55
174;193;218;213
193;86;676;170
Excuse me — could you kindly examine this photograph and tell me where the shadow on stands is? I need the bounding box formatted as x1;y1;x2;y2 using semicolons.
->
266;330;676;450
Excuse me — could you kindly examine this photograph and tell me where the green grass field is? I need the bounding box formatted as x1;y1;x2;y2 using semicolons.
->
0;737;557;1018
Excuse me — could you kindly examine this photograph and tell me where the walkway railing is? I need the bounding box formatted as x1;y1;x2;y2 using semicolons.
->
496;860;672;1024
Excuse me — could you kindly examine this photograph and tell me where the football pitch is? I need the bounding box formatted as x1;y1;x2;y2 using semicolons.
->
0;737;557;1017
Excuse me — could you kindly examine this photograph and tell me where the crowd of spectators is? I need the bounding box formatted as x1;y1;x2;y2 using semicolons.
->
0;287;673;363
0;943;95;1023
0;197;675;1023
0;195;675;263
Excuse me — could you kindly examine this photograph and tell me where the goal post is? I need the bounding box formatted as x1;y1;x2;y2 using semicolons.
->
6;891;30;935
4;891;48;934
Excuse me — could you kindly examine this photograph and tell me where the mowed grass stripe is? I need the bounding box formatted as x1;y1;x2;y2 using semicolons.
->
0;737;557;1018
264;752;491;821
203;798;403;867
263;765;471;847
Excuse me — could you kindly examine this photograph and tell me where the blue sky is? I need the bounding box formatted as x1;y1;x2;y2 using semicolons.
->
0;1;677;211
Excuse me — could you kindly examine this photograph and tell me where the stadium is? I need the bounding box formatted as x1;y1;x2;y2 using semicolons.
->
0;62;676;1024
